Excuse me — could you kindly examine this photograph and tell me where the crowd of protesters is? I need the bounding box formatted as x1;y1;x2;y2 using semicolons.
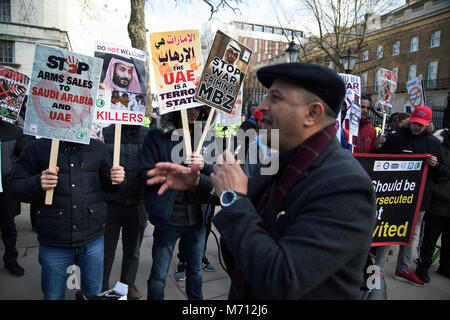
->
1;61;449;300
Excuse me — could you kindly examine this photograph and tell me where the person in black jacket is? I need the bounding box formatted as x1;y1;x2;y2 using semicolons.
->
101;124;149;300
416;127;450;282
8;138;124;300
139;106;214;300
0;119;28;276
375;105;447;287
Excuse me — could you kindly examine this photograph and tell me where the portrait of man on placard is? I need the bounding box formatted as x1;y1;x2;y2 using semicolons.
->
98;55;146;94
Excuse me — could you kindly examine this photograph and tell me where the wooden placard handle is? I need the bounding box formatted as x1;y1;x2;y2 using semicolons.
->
226;125;233;152
112;124;122;185
45;139;59;205
181;109;192;159
195;108;215;155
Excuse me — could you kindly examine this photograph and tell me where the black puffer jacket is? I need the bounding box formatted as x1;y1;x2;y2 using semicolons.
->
8;138;119;248
379;124;447;211
103;124;149;206
0;120;28;215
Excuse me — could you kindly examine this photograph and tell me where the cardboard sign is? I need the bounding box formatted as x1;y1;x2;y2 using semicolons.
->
215;85;243;126
355;154;428;246
23;44;103;144
377;68;397;115
150;30;203;115
0;66;30;122
406;75;426;110
94;42;147;125
338;74;361;149
194;30;252;114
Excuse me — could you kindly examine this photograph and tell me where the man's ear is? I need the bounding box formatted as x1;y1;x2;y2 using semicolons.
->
305;102;325;126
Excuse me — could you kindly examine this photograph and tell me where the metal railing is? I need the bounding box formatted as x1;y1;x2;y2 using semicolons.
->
363;78;450;94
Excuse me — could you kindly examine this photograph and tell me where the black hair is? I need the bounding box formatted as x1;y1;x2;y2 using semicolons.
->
361;93;372;105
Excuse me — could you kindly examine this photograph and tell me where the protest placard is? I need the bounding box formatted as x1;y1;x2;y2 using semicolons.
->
338;74;361;150
215;85;243;126
377;68;397;115
354;154;428;246
0;66;30;123
150;30;203;115
23;44;103;203
406;75;426;110
194;30;252;115
94;42;147;126
23;44;103;144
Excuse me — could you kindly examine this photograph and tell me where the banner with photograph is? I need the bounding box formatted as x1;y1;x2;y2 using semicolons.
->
194;30;252;114
406;75;426;111
94;42;147;125
150;30;203;115
377;68;397;115
0;66;30;122
355;154;428;246
23;44;103;144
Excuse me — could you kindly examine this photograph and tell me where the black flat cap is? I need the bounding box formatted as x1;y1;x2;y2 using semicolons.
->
257;62;346;115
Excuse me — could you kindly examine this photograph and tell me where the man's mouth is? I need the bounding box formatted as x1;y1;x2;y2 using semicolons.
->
119;78;130;86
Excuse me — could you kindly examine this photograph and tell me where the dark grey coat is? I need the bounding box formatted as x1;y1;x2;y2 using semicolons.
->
212;138;377;299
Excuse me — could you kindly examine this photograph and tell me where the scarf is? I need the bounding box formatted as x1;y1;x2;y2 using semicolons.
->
228;124;337;299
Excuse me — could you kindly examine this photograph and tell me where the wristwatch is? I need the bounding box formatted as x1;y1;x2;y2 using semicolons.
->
220;190;245;207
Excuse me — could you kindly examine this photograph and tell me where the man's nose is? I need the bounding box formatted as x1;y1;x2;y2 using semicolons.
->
257;96;269;111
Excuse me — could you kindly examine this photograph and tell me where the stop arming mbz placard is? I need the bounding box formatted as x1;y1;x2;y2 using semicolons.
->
194;30;252;114
354;154;429;246
23;44;103;144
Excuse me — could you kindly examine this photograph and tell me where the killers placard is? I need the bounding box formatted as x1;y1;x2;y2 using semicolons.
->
194;30;252;114
24;44;103;144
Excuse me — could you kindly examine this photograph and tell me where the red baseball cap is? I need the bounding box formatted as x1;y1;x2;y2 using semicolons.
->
410;105;432;126
253;109;263;121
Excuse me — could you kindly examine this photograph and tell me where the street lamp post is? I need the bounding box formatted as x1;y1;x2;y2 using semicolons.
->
285;34;299;63
340;47;358;74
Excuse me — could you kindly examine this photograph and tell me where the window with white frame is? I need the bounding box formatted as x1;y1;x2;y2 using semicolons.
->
392;41;400;56
430;30;441;48
374;69;380;91
427;61;438;89
377;45;383;59
362;50;369;62
361;72;368;91
408;64;417;81
410;36;419;52
392;67;399;80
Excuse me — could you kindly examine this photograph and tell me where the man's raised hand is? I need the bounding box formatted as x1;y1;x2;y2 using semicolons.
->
146;162;201;196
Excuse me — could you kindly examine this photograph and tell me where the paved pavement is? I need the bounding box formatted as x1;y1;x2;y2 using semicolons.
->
0;203;449;300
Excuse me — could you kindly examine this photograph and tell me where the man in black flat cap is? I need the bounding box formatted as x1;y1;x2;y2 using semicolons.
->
144;63;377;299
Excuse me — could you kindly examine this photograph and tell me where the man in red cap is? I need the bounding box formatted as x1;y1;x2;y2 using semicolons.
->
375;105;447;286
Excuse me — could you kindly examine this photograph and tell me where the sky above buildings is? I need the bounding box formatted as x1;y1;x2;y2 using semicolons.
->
145;0;405;35
146;0;302;33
